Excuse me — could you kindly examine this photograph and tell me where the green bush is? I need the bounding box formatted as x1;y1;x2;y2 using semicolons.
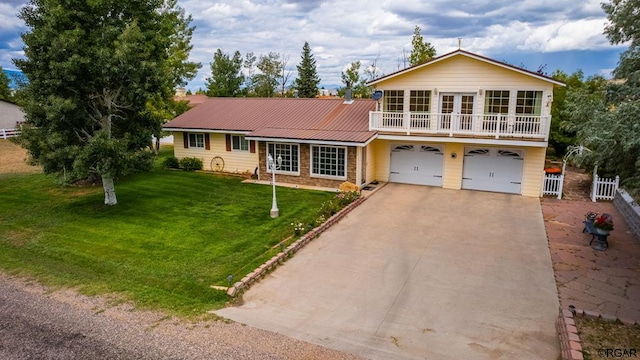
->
162;156;180;169
179;157;203;171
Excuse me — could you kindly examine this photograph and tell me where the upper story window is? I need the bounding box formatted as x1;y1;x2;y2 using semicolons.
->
410;90;431;112
188;133;205;148
484;90;510;114
384;90;404;112
516;91;543;115
267;142;299;175
311;145;346;179
232;135;249;151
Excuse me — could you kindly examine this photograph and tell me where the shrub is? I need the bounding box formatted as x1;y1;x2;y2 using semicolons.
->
179;157;203;171
162;156;180;169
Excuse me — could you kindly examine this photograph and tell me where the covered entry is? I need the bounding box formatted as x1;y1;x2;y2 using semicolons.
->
462;147;524;194
389;144;443;186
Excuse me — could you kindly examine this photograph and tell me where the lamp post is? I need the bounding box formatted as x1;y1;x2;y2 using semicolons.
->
268;153;282;218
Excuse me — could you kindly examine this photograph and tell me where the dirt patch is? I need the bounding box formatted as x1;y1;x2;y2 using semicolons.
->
0;139;40;174
575;317;640;359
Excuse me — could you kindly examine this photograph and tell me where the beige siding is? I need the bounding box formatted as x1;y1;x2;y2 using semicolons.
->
172;132;259;174
370;139;390;182
521;147;546;197
365;143;376;183
442;143;464;189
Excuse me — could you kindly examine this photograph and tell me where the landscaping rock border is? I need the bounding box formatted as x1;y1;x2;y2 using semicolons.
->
557;306;640;360
614;188;640;239
227;196;367;297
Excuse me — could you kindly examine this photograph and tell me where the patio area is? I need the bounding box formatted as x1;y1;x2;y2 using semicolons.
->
542;170;640;323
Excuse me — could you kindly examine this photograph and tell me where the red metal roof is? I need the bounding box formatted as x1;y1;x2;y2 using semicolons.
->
164;98;377;143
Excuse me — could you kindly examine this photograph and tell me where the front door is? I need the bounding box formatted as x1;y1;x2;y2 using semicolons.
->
439;93;475;132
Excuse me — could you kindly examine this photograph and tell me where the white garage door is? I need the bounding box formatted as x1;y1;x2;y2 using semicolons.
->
462;148;524;194
390;144;443;186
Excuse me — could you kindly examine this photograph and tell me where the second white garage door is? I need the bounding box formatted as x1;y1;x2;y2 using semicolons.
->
462;148;524;194
390;144;444;186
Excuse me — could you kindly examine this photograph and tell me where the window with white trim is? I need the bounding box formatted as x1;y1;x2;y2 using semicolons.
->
410;90;430;112
311;145;346;178
267;143;299;174
516;91;543;115
484;90;510;114
232;135;249;151
188;133;205;148
384;90;404;112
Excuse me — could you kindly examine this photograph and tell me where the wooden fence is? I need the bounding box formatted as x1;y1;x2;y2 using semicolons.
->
1;128;20;139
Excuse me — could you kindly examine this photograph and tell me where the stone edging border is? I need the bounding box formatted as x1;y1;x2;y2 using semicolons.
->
557;306;640;360
226;195;368;297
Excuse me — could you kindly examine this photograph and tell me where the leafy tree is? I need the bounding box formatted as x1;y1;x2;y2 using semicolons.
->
0;67;12;101
562;0;640;197
409;25;436;66
549;70;607;156
14;0;199;205
295;42;320;98
205;49;244;97
338;61;369;98
253;52;283;97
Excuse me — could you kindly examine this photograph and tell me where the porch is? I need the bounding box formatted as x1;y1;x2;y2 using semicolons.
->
369;111;550;140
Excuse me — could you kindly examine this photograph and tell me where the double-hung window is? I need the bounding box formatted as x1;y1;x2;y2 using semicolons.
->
232;135;249;151
188;133;205;148
384;90;404;112
516;91;542;116
267;143;299;175
311;145;346;179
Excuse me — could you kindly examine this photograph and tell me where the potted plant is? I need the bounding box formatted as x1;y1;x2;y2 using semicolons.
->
593;213;614;235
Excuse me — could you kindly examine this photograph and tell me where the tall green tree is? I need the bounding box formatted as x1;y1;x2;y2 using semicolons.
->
409;25;436;66
549;69;607;156
14;0;199;205
295;42;320;98
339;61;369;98
562;0;640;196
253;52;283;97
0;67;12;101
205;49;244;97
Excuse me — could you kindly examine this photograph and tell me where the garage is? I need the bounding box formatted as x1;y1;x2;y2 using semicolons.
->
462;147;524;194
389;144;443;186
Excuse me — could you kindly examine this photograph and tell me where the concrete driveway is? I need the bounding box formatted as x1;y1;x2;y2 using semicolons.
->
216;184;560;359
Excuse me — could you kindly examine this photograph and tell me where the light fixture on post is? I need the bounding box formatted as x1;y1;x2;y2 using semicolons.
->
268;153;282;218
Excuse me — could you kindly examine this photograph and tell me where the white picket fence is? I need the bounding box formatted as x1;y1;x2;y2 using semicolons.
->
592;174;620;202
1;128;21;139
542;172;564;199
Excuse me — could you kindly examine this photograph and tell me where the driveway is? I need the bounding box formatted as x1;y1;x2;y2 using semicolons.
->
216;184;560;359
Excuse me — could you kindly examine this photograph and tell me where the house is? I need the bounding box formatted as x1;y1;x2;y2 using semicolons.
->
163;97;377;188
163;49;565;196
0;100;25;129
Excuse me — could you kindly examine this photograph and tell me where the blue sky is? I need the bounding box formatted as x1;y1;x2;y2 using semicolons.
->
0;0;628;91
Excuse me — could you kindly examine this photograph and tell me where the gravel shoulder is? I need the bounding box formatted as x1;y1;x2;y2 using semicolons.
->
0;273;362;360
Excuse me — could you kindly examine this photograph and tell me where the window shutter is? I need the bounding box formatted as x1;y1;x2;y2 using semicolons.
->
183;133;188;148
204;133;210;150
225;134;231;152
250;140;256;153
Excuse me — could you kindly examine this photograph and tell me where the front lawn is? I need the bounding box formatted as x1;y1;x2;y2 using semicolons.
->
0;147;336;316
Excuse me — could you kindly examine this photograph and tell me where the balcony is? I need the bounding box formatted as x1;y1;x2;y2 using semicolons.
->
369;111;550;141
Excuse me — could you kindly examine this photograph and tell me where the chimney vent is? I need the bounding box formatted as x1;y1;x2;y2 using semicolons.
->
344;81;353;104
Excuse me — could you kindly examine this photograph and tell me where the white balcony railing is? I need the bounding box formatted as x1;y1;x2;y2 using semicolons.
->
369;111;550;140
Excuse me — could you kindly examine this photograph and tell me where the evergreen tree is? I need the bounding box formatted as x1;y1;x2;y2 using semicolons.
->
295;42;320;98
14;0;199;205
0;67;12;101
205;49;244;97
409;26;436;66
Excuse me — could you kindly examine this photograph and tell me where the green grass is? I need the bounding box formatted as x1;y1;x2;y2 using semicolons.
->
0;147;335;316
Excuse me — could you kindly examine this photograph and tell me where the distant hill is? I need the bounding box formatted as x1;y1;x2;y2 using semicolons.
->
1;69;27;89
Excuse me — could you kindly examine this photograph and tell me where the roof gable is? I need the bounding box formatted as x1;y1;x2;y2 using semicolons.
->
368;49;565;87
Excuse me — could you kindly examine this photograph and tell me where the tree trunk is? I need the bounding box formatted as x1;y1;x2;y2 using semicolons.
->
102;176;118;205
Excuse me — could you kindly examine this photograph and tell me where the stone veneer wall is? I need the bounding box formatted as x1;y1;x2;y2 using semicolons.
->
257;142;357;188
613;188;640;239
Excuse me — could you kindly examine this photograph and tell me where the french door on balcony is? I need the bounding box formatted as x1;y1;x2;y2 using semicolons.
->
439;93;475;132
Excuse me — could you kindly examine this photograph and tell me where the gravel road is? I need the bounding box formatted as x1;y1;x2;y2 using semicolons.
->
0;274;362;360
